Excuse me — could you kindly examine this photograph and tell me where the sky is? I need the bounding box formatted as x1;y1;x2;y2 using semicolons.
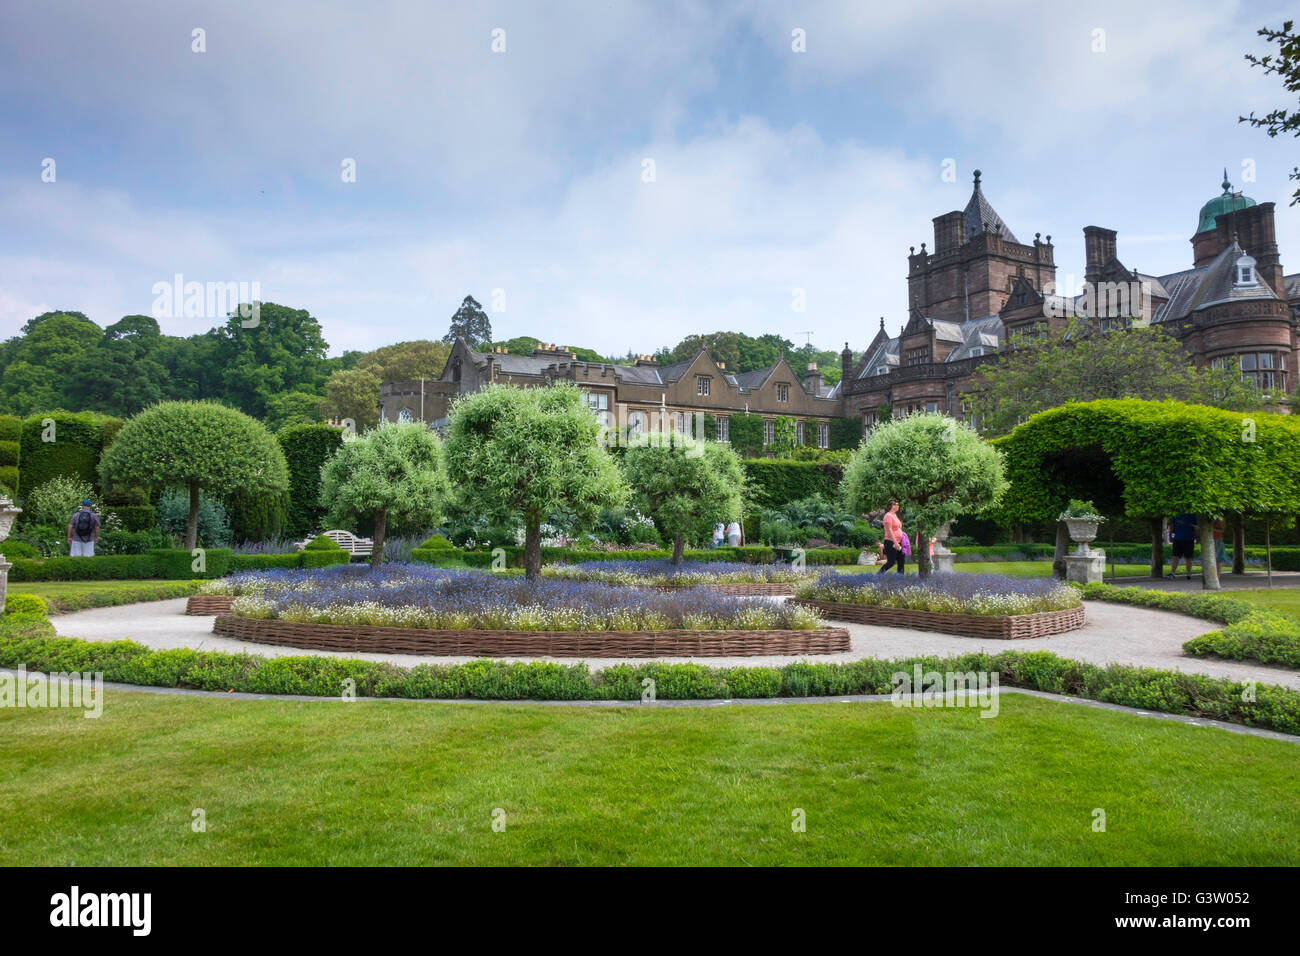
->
1;0;1297;358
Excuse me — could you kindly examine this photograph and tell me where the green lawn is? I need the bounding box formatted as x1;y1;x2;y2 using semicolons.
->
1;690;1296;866
1228;589;1300;619
8;579;198;613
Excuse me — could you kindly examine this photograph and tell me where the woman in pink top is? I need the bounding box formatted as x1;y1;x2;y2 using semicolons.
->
878;500;906;574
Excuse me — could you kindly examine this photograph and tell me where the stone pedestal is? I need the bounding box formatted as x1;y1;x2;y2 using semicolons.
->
1066;549;1106;585
0;556;9;614
932;549;955;574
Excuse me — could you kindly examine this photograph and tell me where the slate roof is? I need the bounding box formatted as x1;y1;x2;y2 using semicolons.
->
858;312;1004;376
964;172;1019;243
1151;242;1279;323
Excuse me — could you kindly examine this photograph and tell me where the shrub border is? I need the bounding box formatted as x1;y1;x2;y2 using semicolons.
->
2;612;1296;734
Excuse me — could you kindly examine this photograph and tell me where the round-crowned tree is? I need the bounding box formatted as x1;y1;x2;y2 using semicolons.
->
444;383;626;579
318;421;451;569
840;413;1007;577
623;437;746;564
99;401;289;551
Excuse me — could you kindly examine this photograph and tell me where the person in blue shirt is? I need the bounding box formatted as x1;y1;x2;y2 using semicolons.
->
1167;513;1198;580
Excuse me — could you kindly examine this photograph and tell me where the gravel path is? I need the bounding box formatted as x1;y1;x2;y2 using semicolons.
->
47;597;1300;690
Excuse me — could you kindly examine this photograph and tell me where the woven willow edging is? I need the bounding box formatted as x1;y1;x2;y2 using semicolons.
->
187;595;235;615
212;614;850;657
788;600;1086;639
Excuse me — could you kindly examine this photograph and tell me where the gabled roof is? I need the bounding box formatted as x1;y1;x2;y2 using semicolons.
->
1152;242;1280;322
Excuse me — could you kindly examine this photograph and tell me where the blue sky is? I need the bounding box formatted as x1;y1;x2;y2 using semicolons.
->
1;0;1296;357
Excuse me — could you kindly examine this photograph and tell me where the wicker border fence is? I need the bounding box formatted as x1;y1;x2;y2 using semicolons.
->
211;614;851;657
788;599;1085;640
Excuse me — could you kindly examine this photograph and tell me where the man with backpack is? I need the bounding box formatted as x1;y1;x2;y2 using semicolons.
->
67;499;100;557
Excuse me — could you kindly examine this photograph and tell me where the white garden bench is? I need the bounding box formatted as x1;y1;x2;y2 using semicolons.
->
296;529;374;558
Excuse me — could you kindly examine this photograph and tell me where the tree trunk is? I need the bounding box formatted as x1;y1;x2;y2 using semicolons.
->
671;533;686;565
370;509;387;570
916;529;931;579
1149;517;1164;579
1231;516;1245;575
1052;521;1069;581
1198;514;1219;590
185;480;201;551
524;512;542;581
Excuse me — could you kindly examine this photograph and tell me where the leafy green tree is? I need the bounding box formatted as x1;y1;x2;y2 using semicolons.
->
323;367;383;427
264;392;325;431
443;295;493;348
840;413;1008;576
72;315;170;416
970;322;1261;436
0;312;103;414
1241;20;1300;205
623;438;746;563
355;340;450;382
319;422;451;569
99;401;289;550
444;383;626;579
209;303;331;418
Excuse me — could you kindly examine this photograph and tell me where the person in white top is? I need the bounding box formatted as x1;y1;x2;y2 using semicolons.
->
725;520;741;547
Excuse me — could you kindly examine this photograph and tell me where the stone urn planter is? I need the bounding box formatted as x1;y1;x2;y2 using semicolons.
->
1064;518;1101;556
931;521;956;574
0;496;23;615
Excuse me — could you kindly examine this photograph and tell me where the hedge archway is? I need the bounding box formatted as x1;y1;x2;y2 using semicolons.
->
996;400;1300;589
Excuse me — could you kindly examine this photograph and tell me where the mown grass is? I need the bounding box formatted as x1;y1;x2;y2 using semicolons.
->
1229;589;1300;619
9;579;199;614
0;690;1296;866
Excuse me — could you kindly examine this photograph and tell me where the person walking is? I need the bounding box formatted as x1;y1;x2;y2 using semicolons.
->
1212;517;1227;575
1167;513;1198;580
67;499;100;557
877;500;906;574
725;520;741;548
712;523;725;549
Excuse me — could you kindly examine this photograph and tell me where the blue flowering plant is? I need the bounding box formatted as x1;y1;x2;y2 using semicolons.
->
210;564;824;631
795;571;1080;616
544;560;817;587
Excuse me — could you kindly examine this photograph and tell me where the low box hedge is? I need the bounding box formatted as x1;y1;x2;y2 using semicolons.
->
8;554;163;581
411;545;778;568
301;549;351;568
228;553;303;572
1;610;1296;735
149;548;234;580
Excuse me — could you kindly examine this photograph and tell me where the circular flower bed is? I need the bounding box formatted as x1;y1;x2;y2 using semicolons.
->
791;571;1085;639
543;560;817;594
206;565;850;657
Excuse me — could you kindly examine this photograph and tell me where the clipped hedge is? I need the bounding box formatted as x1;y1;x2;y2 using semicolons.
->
742;460;844;509
0;465;16;494
278;424;344;538
0;616;1296;734
13;581;201;614
228;553;302;572
1083;583;1300;670
0;440;18;467
8;554;163;581
17;411;121;497
149;548;234;580
0;414;21;443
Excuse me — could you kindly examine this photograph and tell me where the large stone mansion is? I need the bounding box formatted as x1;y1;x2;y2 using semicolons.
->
380;170;1300;440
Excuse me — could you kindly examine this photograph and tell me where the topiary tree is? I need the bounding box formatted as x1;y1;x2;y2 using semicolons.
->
99;401;289;551
623;437;746;564
840;412;1008;577
318;421;451;569
444;383;626;579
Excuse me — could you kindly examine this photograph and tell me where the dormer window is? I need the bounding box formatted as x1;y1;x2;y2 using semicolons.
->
1236;254;1257;287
